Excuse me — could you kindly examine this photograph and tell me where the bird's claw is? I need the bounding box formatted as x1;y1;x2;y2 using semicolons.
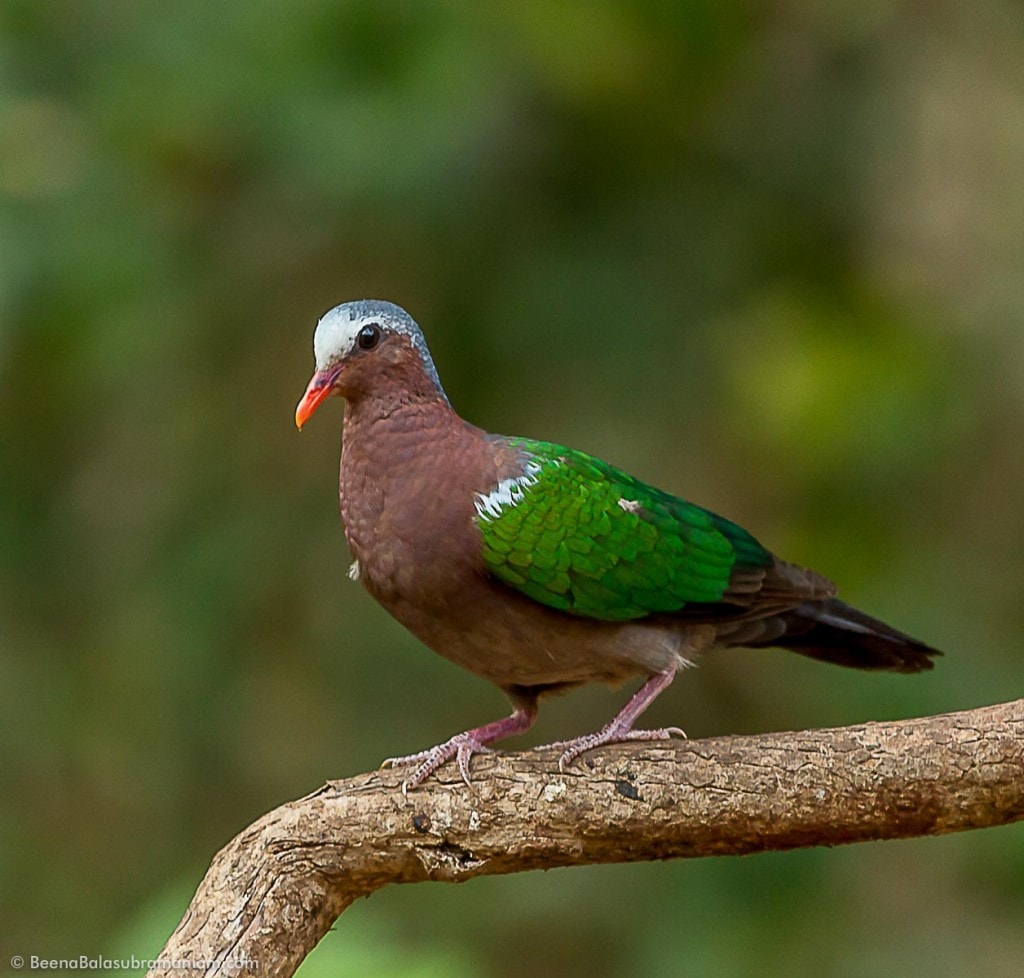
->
541;725;687;772
384;733;493;794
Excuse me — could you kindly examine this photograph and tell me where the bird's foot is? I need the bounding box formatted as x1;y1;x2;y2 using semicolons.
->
382;734;493;794
539;667;686;771
380;704;539;793
540;724;687;772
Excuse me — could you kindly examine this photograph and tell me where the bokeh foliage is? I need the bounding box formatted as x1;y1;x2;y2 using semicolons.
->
2;2;1022;976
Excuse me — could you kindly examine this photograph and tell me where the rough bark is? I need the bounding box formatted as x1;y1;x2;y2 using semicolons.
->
148;699;1024;978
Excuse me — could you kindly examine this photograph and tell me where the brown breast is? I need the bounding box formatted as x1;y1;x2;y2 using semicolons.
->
339;394;502;610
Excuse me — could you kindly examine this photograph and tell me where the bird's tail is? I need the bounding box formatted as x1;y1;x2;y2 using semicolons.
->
729;598;941;673
772;598;941;673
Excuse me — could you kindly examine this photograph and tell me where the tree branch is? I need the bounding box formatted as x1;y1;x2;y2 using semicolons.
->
148;699;1024;978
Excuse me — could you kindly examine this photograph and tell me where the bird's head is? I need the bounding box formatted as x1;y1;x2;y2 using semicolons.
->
295;300;448;428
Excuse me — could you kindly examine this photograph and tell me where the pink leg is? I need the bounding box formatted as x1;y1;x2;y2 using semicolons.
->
538;668;685;771
383;700;538;792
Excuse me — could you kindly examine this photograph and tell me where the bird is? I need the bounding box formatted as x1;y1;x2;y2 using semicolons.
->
295;299;941;790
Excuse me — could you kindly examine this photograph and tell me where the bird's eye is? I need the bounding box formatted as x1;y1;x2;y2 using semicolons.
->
357;323;381;350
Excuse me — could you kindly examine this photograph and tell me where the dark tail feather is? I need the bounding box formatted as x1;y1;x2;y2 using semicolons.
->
756;598;942;673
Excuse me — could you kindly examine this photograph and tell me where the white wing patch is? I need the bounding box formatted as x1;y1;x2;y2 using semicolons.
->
617;498;642;513
348;559;361;581
474;460;544;522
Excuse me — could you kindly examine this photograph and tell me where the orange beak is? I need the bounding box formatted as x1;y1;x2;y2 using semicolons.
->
295;366;342;430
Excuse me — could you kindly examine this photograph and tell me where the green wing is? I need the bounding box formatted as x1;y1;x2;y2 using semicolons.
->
475;439;775;622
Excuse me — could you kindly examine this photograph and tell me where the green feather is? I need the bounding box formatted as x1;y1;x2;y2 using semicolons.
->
474;439;773;622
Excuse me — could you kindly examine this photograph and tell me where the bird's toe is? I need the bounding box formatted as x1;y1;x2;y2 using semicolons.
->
546;725;688;771
390;732;492;792
380;748;434;769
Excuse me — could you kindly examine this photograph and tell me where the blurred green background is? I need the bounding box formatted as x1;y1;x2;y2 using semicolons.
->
2;1;1023;976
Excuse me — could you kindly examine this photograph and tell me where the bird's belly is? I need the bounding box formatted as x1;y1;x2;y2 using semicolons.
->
372;570;692;689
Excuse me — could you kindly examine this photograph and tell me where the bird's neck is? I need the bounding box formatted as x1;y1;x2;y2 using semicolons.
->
341;389;457;437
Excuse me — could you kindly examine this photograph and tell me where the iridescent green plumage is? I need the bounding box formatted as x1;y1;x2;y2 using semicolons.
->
476;439;773;622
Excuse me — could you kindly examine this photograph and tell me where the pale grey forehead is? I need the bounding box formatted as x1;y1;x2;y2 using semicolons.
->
312;299;447;399
313;300;417;365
